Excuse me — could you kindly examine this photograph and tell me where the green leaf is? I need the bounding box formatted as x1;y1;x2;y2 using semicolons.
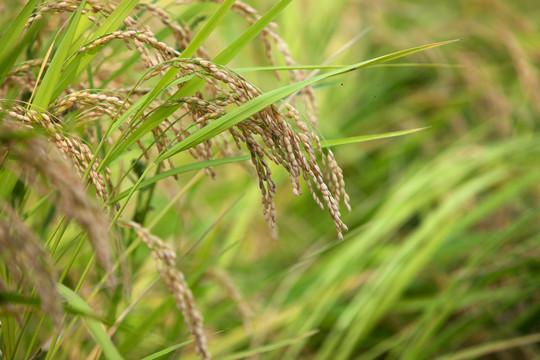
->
107;127;426;203
57;284;123;360
140;340;193;360
183;0;236;59
0;0;39;83
31;1;86;108
435;333;540;360
107;126;426;204
0;292;40;306
101;0;294;168
215;330;318;360
234;63;462;73
156;40;460;163
103;0;236;155
52;0;139;99
321;127;430;148
108;155;250;203
213;0;293;64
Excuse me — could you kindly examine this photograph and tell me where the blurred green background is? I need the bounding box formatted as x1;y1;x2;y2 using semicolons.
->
184;1;540;359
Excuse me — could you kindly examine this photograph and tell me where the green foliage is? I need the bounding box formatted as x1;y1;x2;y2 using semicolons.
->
0;0;539;359
57;284;123;360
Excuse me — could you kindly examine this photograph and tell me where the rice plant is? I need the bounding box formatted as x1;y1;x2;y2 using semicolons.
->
1;0;538;359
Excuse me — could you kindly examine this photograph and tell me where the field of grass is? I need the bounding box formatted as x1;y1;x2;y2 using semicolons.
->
0;0;539;359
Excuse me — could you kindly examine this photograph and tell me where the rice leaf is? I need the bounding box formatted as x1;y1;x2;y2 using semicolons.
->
52;0;139;99
107;127;427;204
101;0;294;168
213;0;294;64
31;1;86;108
140;340;193;360
57;284;123;360
234;63;462;72
321;127;430;148
102;0;236;150
156;40;460;162
0;0;39;82
216;330;318;360
435;333;540;360
108;155;250;203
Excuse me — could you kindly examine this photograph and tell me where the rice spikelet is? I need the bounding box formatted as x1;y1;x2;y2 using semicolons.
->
120;221;210;360
0;118;114;277
0;203;62;325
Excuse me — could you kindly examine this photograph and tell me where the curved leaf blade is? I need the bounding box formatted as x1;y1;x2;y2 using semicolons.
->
0;0;40;83
157;39;460;162
101;0;294;168
57;284;123;360
108;155;250;203
321;127;430;148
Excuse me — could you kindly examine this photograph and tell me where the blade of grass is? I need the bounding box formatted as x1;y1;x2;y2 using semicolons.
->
212;0;294;64
108;155;250;203
57;284;123;360
282;139;535;360
321;127;429;147
100;0;294;168
51;0;139;99
156;40;460;163
215;330;318;360
107;127;427;204
0;0;39;83
140;340;193;360
31;1;86;108
0;292;40;306
102;0;236;147
316;166;517;360
392;168;540;360
400;209;540;360
435;333;540;360
234;63;462;72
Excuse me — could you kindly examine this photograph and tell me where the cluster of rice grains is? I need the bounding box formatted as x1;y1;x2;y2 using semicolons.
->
8;0;351;238
0;0;351;358
120;221;210;359
0;120;113;321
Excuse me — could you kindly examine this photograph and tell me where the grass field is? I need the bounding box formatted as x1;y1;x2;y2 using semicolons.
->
0;0;539;359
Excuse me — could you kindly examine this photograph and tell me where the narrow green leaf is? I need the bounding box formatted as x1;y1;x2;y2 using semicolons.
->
321;127;430;148
156;40;460;163
108;155;250;203
216;330;318;360
234;63;462;72
213;0;293;64
103;70;193;142
140;340;193;360
106;0;236;146
0;0;39;82
52;0;139;99
183;0;236;59
0;292;40;306
57;284;123;360
101;0;294;168
319;168;509;360
107;127;424;203
0;21;43;90
32;1;86;108
435;333;540;360
103;74;194;141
